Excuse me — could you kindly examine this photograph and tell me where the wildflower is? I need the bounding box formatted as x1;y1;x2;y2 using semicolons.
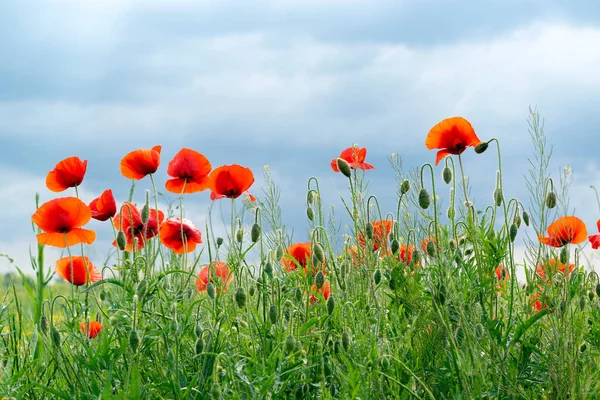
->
55;256;102;286
159;218;203;254
358;220;393;252
120;145;162;180
536;258;575;283
165;148;212;194
588;219;600;249
425;117;481;165
530;293;546;312
281;242;312;272
32;197;96;248
538;216;587;247
113;202;164;252
80;321;103;339
195;261;233;293
89;189;117;221
310;280;331;305
494;265;510;294
207;164;255;201
397;244;416;266
330;147;375;172
46;156;88;192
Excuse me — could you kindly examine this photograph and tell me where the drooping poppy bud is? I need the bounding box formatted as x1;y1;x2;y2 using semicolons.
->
251;223;261;243
474;141;489;154
366;222;374;240
307;207;315;221
523;211;530;226
216;237;224;247
509;224;518;242
400;180;410;194
269;304;278;324
546;191;557;209
285;334;296;354
390;239;399;255
235;287;247;308
129;329;139;352
419;188;431;209
442;167;452;184
313;243;326;264
341;331;350;352
327;295;335;315
315;271;325;289
374;269;382;285
195;337;204;356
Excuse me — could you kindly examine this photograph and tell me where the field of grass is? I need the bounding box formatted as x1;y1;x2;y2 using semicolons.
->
2;110;600;399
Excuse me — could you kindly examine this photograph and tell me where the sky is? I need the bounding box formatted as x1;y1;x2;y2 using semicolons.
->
2;0;600;280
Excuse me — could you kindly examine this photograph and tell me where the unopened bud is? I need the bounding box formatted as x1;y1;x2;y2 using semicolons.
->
337;158;352;178
442;167;452;184
40;316;49;335
295;288;302;303
374;269;382;285
264;262;273;276
216;237;224;247
313;243;326;264
366;222;374;240
315;271;325;289
136;279;148;299
400;180;410;194
475;141;489;154
494;188;503;207
51;326;61;347
523;211;530;226
509;224;518;242
546;191;557;209
269;305;278;324
307;207;314;221
251;223;261;243
418;188;431;209
129;329;139;352
307;191;314;205
560;247;568;265
513;214;522;228
141;204;150;224
236;229;243;243
206;282;216;299
211;383;221;399
195;337;204;356
426;241;436;257
341;331;350;352
390;239;399;254
276;245;284;260
116;231;127;251
235;287;247;308
327;296;335;315
285;334;296;354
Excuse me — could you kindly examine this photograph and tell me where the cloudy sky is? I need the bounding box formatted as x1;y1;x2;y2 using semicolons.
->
2;0;600;278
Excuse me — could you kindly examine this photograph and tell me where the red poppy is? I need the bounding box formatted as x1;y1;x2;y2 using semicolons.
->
195;261;233;292
281;242;312;272
330;147;375;172
530;293;545;312
165;148;212;194
494;265;510;294
207;164;256;201
538;216;587;247
588;219;600;249
347;245;365;267
159;218;202;254
397;244;416;266
46;156;88;192
32;197;96;248
310;280;331;305
120;145;162;180
425;117;481;165
113;202;165;252
55;256;102;286
80;321;103;339
89;189;117;221
536;258;575;283
358;220;393;251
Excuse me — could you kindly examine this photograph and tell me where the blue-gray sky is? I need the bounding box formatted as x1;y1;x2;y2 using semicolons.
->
2;0;600;276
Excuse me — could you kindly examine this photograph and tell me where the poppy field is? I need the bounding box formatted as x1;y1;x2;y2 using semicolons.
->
3;111;600;399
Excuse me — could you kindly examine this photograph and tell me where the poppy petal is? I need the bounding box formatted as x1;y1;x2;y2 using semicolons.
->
330;158;340;172
435;149;452;166
120;146;162;180
46;157;88;192
590;234;600;249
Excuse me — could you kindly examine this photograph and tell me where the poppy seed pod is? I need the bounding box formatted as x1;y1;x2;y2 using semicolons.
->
523;211;530;226
307;207;314;221
494;188;503;207
116;231;127;251
474;141;489;154
546;191;557;209
401;179;410;194
336;158;352;178
441;167;452;185
285;334;296;354
418;188;431;209
216;237;224;247
315;271;325;289
269;304;278;324
251;223;261;243
327;296;335;315
235;287;247;308
236;229;244;243
206;282;216;299
366;222;374;240
374;269;382;285
509;224;518;242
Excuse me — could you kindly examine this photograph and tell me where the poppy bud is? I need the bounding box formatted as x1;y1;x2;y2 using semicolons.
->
448;239;456;251
523;211;530;226
276;245;284;260
546;191;557;209
412;250;421;265
442;167;452;184
95;313;102;324
494;188;503;207
295;287;302;303
235;287;247;308
216;237;224;247
249;286;255;297
100;290;107;301
269;304;278;324
390;239;399;255
211;383;221;399
136;279;148;299
307;207;314;222
334;340;341;354
588;291;595;302
580;295;587;311
381;357;390;370
285;334;296;354
195;337;204;356
327;296;335;315
236;229;243;243
116;230;127;251
374;269;382;285
426;241;436;257
129;329;139;352
465;248;473;256
366;222;374;240
596;283;600;298
472;303;482;322
447;206;455;220
251;223;261;243
264;262;273;276
51;326;61;347
474;141;489;154
580;343;587;353
400;179;410;194
558;248;568;266
475;323;484;340
418;188;431;209
341;331;350;352
141;204;150;224
513;214;522;228
40;315;48;335
313;243;326;264
337;158;352;178
315;271;325;289
195;324;202;338
509;224;518;242
206;282;216;300
307;191;314;205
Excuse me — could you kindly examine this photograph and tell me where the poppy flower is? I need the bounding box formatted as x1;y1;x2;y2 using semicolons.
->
207;164;256;201
159;218;202;254
89;189;117;221
347;245;365;267
588;219;600;249
310;280;331;305
165;148;212;194
536;258;575;283
195;261;233;293
538;216;587;247
46;156;88;192
281;242;312;272
425;117;481;165
397;244;416;266
530;293;547;312
358;220;393;251
113;202;164;252
80;321;103;339
120;145;162;180
55;256;102;286
495;265;510;294
330;147;375;172
32;197;96;248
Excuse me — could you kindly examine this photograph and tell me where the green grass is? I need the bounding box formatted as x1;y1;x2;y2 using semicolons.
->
2;109;600;399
